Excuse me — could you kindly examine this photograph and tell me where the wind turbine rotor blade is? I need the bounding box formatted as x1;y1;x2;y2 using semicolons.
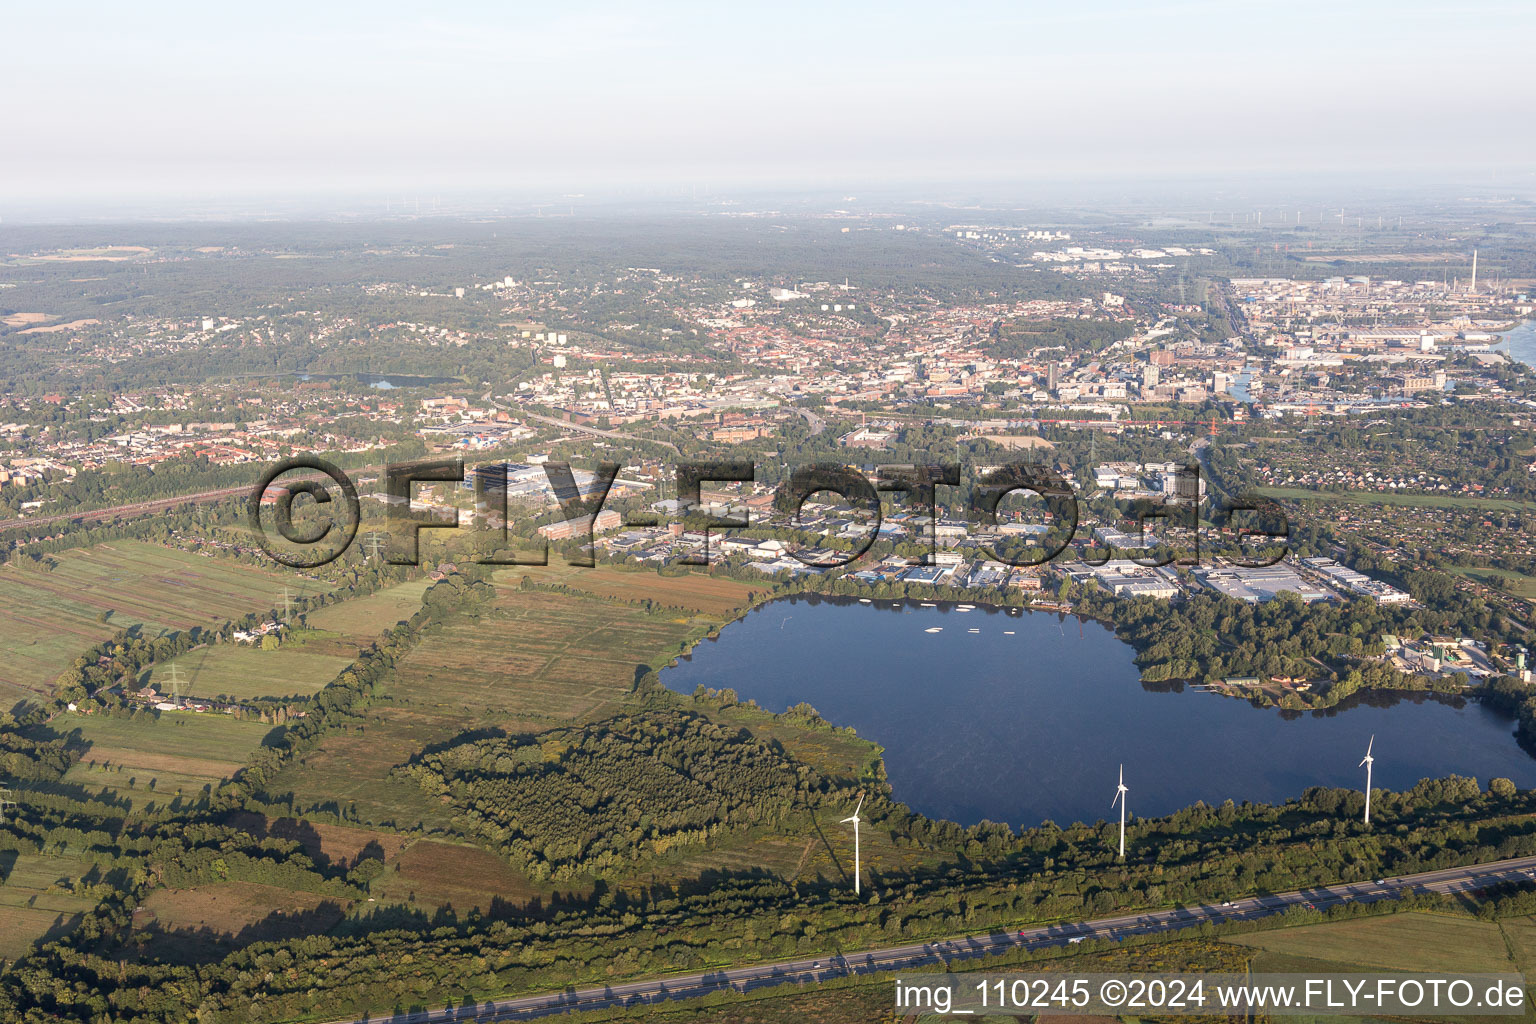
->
853;793;863;817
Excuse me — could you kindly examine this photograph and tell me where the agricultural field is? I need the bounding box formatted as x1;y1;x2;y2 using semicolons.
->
1223;911;1516;974
0;851;100;961
35;711;278;813
224;813;410;871
369;840;550;913
268;582;709;828
0;540;332;708
130;881;353;964
303;578;433;640
1493;914;1536;979
515;565;769;618
268;574;912;897
139;642;356;702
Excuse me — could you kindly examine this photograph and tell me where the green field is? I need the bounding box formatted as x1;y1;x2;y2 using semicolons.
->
269;573;924;898
303;578;432;640
516;564;769;618
35;711;279;812
1255;486;1529;512
140;642;356;701
0;852;100;960
268;582;709;829
0;541;332;708
1224;911;1515;973
1447;565;1536;599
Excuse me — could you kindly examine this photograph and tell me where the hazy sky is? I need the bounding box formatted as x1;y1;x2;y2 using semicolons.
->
4;0;1533;204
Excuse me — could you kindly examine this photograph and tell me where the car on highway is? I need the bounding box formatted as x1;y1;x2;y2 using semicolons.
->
1375;878;1386;885
1302;901;1316;910
1221;900;1233;907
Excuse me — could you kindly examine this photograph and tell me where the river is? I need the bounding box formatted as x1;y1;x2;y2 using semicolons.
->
662;596;1536;828
1503;320;1536;367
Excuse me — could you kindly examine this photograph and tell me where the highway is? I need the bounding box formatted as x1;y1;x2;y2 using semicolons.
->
0;463;393;535
794;407;826;434
0;482;255;533
514;411;680;454
325;853;1536;1024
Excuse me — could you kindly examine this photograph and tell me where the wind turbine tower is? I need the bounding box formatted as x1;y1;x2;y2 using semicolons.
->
841;794;864;895
1360;736;1375;825
1111;765;1129;858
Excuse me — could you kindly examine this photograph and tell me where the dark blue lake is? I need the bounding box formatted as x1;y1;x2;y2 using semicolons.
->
662;596;1536;828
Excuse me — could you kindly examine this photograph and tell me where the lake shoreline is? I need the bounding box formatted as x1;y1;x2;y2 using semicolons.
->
656;584;1536;827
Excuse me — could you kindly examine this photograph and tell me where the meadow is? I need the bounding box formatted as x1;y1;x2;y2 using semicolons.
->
369;840;548;912
0;851;100;960
38;711;279;812
138;643;356;702
516;564;770;618
1225;910;1515;973
303;578;433;640
269;582;710;829
185;567;904;917
0;541;330;708
1448;565;1536;599
132;881;353;965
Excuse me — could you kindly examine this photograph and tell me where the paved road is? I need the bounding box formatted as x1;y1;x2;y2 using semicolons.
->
794;407;826;434
0;483;255;533
325;853;1536;1023
0;463;389;535
515;411;680;454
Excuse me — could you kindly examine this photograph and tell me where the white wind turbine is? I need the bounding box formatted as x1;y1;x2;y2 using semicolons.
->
1111;765;1129;858
1360;736;1375;826
841;794;864;895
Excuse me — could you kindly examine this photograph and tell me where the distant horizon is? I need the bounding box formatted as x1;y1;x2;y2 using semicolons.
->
5;0;1534;222
3;169;1535;226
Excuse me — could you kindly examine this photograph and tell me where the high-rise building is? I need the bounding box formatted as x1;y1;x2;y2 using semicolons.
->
1047;362;1059;391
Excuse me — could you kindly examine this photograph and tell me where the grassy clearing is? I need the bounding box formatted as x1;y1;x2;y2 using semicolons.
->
140;643;355;701
1495;914;1536;979
35;711;278;812
1224;911;1514;973
0;852;98;960
0;541;332;707
304;578;433;640
131;881;352;963
1254;486;1529;512
1447;565;1536;599
370;840;552;912
224;812;409;870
